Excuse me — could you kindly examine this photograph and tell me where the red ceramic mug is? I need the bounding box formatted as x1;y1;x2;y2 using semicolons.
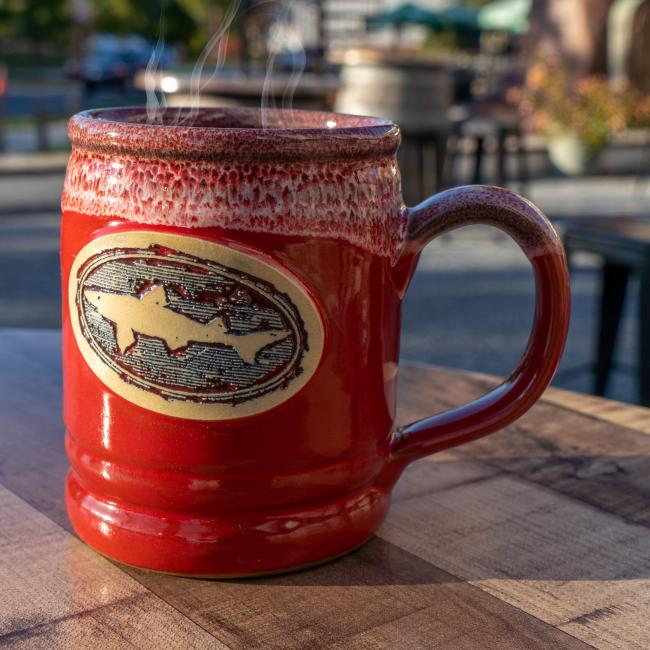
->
61;107;569;576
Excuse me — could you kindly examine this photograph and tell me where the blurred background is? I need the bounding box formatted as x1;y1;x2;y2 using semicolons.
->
1;0;650;404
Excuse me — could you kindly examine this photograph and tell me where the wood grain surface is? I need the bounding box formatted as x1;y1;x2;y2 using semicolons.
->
1;330;649;649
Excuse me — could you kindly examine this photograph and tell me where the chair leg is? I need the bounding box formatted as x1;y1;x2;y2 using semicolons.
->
444;125;462;188
496;128;507;187
433;131;449;194
564;242;574;275
639;271;650;406
515;127;529;196
415;137;425;202
472;136;484;185
595;262;630;396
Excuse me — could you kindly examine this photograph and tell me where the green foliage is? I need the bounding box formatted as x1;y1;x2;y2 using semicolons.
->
461;0;493;6
93;0;196;45
519;54;650;148
176;0;217;23
423;29;478;55
90;0;239;55
0;0;237;52
174;0;242;57
0;0;71;45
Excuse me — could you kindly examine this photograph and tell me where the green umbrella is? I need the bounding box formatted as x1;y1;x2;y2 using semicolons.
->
366;4;446;30
439;5;479;31
477;0;532;34
367;3;479;32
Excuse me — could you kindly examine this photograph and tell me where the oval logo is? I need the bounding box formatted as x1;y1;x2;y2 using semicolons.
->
69;231;324;420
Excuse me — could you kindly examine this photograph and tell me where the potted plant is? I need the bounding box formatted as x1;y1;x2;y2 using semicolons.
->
517;57;650;175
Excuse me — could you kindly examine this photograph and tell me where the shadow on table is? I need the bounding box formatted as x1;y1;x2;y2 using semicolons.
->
233;463;650;587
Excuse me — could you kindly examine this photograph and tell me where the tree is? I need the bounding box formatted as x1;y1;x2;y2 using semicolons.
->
92;0;196;46
0;0;71;49
175;0;243;57
629;0;650;92
527;0;615;79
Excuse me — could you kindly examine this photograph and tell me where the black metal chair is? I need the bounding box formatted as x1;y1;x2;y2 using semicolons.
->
564;216;650;405
445;103;529;191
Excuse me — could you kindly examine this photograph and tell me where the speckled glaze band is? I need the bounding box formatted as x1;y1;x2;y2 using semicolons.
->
62;107;406;258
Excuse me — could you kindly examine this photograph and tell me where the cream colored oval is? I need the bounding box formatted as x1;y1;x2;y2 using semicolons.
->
69;231;324;420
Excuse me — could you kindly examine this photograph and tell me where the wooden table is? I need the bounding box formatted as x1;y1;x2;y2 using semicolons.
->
2;330;650;649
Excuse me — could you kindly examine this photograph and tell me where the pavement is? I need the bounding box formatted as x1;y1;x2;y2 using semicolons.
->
1;121;69;154
0;168;64;211
0;81;147;154
0;163;648;405
0;152;70;176
0;210;61;329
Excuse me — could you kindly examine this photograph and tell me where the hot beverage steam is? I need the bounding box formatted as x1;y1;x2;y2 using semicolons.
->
144;0;306;127
183;0;241;125
260;1;307;128
145;0;168;124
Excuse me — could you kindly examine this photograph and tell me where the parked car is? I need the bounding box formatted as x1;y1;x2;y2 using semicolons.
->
65;33;177;91
0;63;7;96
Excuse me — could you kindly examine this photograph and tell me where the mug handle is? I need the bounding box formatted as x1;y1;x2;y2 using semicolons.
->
389;185;570;463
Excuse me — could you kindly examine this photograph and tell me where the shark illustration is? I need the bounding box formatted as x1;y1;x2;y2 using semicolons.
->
84;285;290;364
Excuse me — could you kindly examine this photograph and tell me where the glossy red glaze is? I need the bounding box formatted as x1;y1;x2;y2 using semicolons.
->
61;108;570;576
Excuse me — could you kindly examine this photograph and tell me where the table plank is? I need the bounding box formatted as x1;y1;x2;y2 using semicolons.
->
392;365;650;649
541;387;650;435
398;366;650;527
413;363;650;435
381;467;650;650
324;591;582;650
128;537;587;650
0;484;225;648
3;331;650;648
0;330;69;528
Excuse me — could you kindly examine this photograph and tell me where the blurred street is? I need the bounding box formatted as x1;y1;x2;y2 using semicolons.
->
0;79;146;152
1;0;649;407
2;165;648;403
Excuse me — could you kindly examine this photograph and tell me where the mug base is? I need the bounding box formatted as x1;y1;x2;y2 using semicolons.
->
96;539;373;580
65;470;392;577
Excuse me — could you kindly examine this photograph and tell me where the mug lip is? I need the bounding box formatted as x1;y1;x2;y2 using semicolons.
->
68;106;401;162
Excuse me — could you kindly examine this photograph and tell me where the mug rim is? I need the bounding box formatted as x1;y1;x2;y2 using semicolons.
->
68;107;401;162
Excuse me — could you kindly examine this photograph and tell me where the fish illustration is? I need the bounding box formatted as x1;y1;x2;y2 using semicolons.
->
84;285;290;364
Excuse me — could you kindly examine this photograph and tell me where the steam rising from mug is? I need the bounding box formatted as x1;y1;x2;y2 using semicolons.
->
260;1;307;128
144;0;306;128
144;0;169;124
183;0;240;126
